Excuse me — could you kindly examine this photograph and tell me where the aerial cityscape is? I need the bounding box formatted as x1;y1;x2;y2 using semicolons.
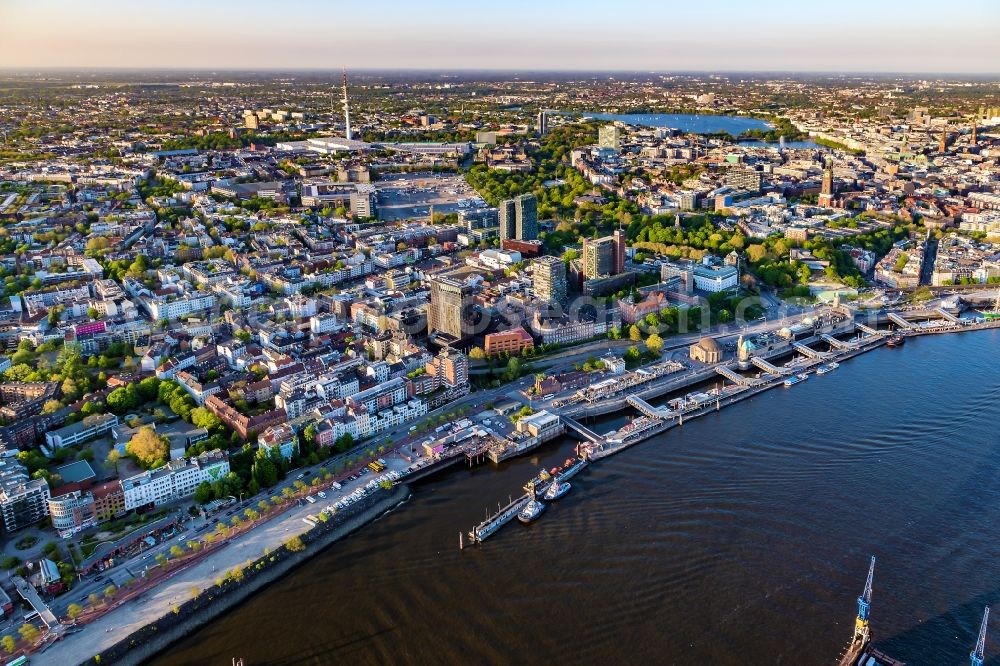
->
0;1;998;665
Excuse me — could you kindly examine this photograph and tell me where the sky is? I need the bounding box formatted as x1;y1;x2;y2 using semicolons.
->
1;0;999;73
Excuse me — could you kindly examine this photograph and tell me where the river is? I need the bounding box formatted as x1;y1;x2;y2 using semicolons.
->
153;330;1000;665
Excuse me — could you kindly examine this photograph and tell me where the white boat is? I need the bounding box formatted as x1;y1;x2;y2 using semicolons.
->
544;481;571;501
816;365;831;375
518;500;546;524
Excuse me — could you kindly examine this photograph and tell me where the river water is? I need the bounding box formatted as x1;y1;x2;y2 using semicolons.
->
154;330;1000;665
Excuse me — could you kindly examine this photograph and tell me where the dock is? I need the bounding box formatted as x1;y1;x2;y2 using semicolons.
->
461;316;1000;548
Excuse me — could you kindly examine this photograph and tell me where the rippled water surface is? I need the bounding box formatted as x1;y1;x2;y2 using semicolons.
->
154;331;1000;665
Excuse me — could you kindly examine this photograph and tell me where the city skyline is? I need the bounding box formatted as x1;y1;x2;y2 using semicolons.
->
2;0;999;73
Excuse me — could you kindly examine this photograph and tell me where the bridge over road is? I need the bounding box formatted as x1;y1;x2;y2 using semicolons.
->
12;575;61;631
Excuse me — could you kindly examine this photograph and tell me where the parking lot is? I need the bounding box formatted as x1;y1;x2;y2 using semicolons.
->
376;173;486;221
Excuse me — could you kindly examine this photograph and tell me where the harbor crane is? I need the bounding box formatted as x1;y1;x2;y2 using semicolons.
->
854;556;875;644
971;606;989;666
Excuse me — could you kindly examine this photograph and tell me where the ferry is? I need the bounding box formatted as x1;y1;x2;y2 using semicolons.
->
886;334;905;348
517;499;546;524
544;481;571;501
784;373;809;387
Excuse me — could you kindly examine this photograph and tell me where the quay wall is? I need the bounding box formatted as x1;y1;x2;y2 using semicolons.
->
80;484;412;666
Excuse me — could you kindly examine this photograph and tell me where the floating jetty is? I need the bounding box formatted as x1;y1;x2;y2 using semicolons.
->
465;454;589;545
462;314;1000;548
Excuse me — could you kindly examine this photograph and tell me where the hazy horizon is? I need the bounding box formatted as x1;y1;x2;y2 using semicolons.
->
2;0;999;74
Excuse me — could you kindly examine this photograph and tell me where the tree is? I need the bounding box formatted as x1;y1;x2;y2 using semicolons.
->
61;377;79;401
126;426;169;469
645;333;664;355
17;623;38;643
105;449;121;474
194;481;213;504
137;377;161;401
468;346;485;360
628;324;642;341
67;603;84;620
104;585;117;599
41;399;62;414
169;545;184;558
88;592;100;607
191;407;221;431
624;346;641;364
1;635;14;653
284;536;306;552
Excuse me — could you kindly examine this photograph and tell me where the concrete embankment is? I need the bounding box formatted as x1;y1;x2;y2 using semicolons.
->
78;484;411;666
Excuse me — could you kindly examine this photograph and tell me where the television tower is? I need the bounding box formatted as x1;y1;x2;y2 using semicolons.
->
342;69;352;141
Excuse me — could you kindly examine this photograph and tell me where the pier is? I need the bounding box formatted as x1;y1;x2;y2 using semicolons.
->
715;364;760;386
886;312;915;329
461;315;1000;549
561;415;604;444
791;341;828;359
821;333;857;350
468;495;531;543
626;394;675;418
934;307;961;323
855;323;883;336
750;355;791;375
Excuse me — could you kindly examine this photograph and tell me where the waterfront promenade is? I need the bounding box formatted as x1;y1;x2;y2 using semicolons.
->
32;457;413;666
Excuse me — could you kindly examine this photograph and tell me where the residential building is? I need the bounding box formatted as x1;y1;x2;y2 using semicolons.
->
598;124;621;151
498;194;538;241
425;347;469;388
533;255;567;303
0;457;50;532
484;327;535;356
43;413;119;453
121;450;230;511
48;490;97;537
582;230;625;279
258;423;299;461
427;275;475;341
350;184;377;219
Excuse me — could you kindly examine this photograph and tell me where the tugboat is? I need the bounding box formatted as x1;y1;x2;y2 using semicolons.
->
518;499;546;524
886;334;905;348
544;480;571;501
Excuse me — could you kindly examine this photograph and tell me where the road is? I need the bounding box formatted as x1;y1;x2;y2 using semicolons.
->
33;456;414;666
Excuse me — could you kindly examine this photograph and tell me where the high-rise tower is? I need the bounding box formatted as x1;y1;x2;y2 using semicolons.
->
818;159;834;207
971;119;978;146
939;125;947;153
342;69;352;141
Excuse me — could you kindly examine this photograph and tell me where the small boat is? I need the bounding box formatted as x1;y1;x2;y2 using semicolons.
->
518;500;546;524
783;375;803;387
797;372;809;381
544;481;571;501
886;334;905;348
816;365;831;375
827;361;839;370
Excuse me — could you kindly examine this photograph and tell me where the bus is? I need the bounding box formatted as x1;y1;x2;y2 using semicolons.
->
368;460;386;473
6;656;29;666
